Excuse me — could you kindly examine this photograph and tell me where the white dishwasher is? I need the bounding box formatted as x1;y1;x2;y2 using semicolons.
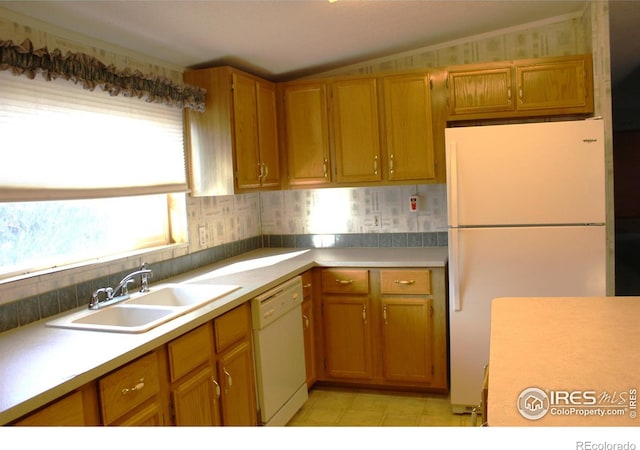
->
251;276;308;426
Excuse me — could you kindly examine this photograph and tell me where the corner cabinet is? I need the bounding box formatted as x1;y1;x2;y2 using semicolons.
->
447;54;593;121
184;66;280;195
317;266;448;392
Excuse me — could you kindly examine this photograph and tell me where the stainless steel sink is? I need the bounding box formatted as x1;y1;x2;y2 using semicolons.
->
47;283;240;333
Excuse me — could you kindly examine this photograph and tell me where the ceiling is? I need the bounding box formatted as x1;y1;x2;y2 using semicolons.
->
0;0;638;85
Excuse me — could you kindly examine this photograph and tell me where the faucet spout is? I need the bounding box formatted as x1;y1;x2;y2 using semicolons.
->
113;263;153;298
88;263;153;309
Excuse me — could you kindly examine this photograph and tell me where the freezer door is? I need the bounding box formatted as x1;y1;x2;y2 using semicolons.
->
445;119;605;227
448;225;606;411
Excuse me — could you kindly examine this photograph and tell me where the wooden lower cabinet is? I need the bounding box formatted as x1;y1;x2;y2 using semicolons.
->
318;267;448;392
301;270;317;388
13;383;100;426
381;297;432;383
99;350;166;426
323;294;373;379
216;339;256;425
214;303;258;426
167;322;221;426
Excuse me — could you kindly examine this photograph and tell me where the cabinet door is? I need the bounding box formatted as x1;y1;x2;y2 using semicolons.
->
256;80;280;188
516;55;591;112
447;67;514;116
232;72;261;190
116;401;164;426
332;78;382;183
284;82;331;186
172;365;221;426
301;299;316;388
322;294;372;380
381;297;433;383
218;340;258;426
383;73;436;181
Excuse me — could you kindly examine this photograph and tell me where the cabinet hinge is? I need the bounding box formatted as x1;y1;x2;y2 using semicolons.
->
429;77;433;90
430;304;434;318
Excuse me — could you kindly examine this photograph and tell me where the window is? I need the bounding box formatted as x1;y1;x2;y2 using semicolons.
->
0;70;188;279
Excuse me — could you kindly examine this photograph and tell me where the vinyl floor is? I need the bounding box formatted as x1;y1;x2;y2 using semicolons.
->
286;386;474;427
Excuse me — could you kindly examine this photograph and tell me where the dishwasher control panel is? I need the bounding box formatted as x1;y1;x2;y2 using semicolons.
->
251;276;303;329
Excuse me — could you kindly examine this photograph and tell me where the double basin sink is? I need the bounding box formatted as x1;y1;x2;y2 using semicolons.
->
47;283;240;334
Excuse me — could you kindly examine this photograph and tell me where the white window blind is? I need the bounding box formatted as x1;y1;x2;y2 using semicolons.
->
0;70;187;201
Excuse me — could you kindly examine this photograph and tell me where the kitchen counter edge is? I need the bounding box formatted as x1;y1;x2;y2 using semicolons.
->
0;246;447;424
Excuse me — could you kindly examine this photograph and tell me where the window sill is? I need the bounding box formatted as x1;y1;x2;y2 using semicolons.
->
0;243;189;306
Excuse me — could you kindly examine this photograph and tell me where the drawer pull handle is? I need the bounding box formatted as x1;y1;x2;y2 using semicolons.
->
394;279;415;285
121;378;145;396
335;279;353;285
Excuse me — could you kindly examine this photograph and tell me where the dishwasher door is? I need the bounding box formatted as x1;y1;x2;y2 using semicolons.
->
253;302;307;424
252;276;308;425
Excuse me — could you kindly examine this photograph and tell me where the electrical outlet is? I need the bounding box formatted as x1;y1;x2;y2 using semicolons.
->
198;226;206;246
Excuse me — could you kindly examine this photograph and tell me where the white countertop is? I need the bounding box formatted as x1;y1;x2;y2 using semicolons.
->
0;247;447;424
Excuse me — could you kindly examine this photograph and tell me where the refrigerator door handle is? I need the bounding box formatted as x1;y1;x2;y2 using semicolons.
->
449;228;462;312
447;141;459;227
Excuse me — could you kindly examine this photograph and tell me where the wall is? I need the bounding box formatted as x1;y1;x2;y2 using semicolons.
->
0;4;611;333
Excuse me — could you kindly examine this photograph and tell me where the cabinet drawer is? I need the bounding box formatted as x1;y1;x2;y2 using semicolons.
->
215;303;250;353
321;269;369;294
168;323;214;382
380;269;431;294
99;351;160;425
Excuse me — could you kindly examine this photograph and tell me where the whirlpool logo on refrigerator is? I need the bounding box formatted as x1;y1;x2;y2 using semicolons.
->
517;387;637;420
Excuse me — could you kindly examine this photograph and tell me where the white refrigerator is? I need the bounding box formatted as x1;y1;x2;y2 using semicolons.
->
445;119;607;413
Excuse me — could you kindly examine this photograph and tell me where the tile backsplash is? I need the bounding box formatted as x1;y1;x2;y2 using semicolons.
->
0;184;447;333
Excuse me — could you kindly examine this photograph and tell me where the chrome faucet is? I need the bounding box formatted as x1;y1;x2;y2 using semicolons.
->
88;263;153;310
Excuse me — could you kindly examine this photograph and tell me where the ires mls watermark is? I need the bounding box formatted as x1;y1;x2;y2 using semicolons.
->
517;387;637;420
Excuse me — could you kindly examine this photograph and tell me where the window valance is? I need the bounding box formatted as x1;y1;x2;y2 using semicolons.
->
0;38;206;111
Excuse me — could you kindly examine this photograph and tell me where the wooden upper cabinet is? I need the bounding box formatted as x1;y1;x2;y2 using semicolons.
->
256;81;281;188
382;73;436;181
283;81;332;186
332;78;382;183
183;66;279;195
516;54;593;112
447;65;514;116
446;54;594;121
232;72;260;190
